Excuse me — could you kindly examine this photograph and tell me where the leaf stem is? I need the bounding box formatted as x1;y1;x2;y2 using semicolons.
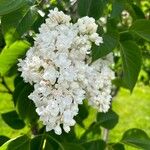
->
119;30;129;34
1;77;13;94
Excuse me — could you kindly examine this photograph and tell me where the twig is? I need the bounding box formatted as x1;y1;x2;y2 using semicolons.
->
102;128;109;150
103;86;120;149
31;123;39;135
37;0;49;7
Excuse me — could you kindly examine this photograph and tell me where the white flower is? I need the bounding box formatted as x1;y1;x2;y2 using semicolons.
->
18;8;114;135
77;17;98;34
48;8;71;25
90;33;103;46
43;66;59;85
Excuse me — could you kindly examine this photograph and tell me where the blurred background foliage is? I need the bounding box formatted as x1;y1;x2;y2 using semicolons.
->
0;0;150;150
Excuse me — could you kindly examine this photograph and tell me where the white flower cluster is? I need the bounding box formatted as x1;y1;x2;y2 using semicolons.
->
18;8;114;135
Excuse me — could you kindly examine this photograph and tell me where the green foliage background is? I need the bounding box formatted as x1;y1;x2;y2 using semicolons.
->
0;0;150;150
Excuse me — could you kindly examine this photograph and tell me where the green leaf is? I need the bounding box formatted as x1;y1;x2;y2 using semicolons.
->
30;135;45;150
111;0;125;19
77;0;106;20
1;6;38;45
131;4;145;19
1;110;25;129
120;32;133;42
80;122;101;141
60;128;77;143
120;41;141;91
17;83;38;124
63;143;85;150
0;40;30;76
121;128;150;149
130;19;150;42
0;0;27;16
7;135;30;150
0;26;5;49
44;136;59;150
0;136;10;146
13;80;26;105
46;135;65;150
97;109;119;129
0;135;30;150
82;140;106;150
75;102;89;128
14;76;23;87
106;18;118;32
92;31;119;62
109;143;125;150
44;140;55;150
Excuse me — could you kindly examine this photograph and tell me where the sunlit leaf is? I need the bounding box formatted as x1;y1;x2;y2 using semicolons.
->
0;40;30;76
